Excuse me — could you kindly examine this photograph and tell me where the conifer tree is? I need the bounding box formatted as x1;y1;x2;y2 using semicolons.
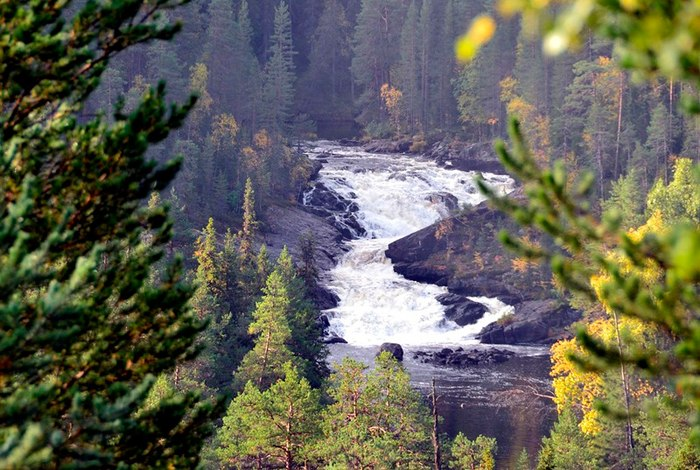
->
235;270;296;390
275;247;328;387
261;1;297;135
320;353;433;468
0;1;219;466
301;0;352;117
217;364;322;469
351;0;406;126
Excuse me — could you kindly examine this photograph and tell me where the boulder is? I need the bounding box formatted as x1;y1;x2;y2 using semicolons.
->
301;182;366;240
427;140;505;174
378;343;404;361
477;300;582;345
414;347;515;368
323;334;348;344
436;294;487;326
386;193;551;301
264;204;347;274
425;192;459;212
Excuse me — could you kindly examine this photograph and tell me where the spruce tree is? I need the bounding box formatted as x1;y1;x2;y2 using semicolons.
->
275;247;328;387
0;1;219;467
261;1;297;135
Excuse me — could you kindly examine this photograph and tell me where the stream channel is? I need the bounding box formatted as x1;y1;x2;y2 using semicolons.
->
302;142;555;467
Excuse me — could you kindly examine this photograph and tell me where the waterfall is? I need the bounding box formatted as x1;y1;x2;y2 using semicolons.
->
305;142;514;347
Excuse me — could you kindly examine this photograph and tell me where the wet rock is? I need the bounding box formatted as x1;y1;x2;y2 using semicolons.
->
477;300;582;345
323;334;348;344
301;182;366;240
378;343;404;361
363;138;412;154
310;286;340;311
316;314;331;330
386;193;551;301
436;294;487;326
425;192;459;212
427;140;505;174
415;347;515;368
264;204;346;274
338;138;360;146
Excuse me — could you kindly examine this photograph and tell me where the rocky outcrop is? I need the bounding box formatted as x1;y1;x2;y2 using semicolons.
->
363;138;413;154
323;333;348;344
378;343;404;361
436;293;487;326
264;204;347;273
302;182;365;240
426;140;505;174
414;347;515;368
386;196;550;302
477;300;582;345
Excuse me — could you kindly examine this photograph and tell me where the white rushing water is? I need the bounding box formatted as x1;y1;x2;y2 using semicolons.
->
305;141;515;347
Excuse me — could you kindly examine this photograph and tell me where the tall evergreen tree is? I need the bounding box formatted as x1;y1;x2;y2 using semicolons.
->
299;0;353;121
235;270;296;390
261;1;297;135
275;247;328;387
216;364;322;468
0;1;219;466
351;0;406;126
398;0;420;132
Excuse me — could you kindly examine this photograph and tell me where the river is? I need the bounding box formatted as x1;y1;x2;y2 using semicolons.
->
303;141;555;467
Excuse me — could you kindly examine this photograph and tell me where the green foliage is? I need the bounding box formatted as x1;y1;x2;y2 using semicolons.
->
216;363;321;469
235;269;296;390
275;247;329;388
536;410;601;470
449;433;497;470
319;353;433;468
602;168;645;229
483;118;700;442
515;448;531;470
261;1;297;135
647;158;700;224
0;0;221;466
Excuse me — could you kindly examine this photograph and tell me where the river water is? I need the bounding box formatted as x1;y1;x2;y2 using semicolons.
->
303;142;555;467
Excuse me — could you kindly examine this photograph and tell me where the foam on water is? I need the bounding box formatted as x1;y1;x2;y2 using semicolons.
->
306;142;514;346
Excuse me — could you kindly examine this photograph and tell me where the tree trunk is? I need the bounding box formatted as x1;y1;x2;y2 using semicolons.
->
612;310;635;453
431;379;442;470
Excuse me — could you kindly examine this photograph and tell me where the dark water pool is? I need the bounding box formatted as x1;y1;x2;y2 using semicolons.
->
328;343;556;468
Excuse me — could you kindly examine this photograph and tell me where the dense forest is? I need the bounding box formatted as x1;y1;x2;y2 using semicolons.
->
1;0;700;468
93;0;700;236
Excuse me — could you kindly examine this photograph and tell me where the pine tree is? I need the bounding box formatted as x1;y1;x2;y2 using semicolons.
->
449;433;498;470
0;1;220;466
217;363;322;469
235;270;296;390
398;0;420;132
261;1;297;135
320;353;433;468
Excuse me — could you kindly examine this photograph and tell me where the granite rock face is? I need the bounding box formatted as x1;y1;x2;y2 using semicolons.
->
477;300;582;345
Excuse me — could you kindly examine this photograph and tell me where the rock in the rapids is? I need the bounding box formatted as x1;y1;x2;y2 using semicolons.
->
425;192;459;212
378;343;404;361
477;300;582;345
436;293;487;326
414;347;515;368
386;190;553;302
323;334;348;344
